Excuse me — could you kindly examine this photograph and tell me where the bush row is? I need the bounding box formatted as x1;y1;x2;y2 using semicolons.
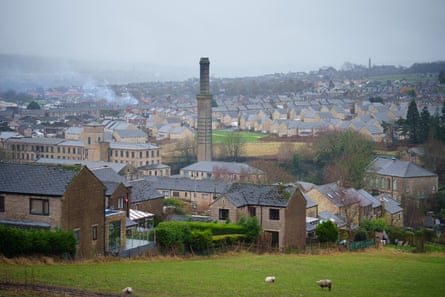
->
0;225;76;258
156;220;258;255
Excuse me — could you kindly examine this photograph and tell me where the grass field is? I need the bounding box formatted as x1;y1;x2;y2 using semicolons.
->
212;130;267;144
1;248;444;297
368;73;432;83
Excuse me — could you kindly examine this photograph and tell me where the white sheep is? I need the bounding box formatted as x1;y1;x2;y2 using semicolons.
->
122;287;133;295
265;276;276;283
316;279;332;291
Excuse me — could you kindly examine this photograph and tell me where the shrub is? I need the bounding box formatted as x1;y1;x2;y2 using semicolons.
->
354;228;368;241
237;216;261;243
360;218;388;232
212;234;248;247
156;222;191;255
316;220;339;243
190;229;213;252
0;225;76;258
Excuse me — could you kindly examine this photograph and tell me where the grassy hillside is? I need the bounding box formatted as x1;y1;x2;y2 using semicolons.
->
1;248;444;297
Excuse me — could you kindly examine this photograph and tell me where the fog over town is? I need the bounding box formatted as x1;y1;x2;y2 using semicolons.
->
1;0;444;82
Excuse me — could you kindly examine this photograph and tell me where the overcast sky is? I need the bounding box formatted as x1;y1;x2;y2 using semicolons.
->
1;0;444;78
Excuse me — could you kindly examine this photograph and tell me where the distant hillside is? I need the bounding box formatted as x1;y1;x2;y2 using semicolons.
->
407;61;445;73
0;54;444;92
0;54;194;91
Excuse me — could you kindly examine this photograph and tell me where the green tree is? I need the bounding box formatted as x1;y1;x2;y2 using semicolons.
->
27;101;41;110
419;106;431;143
439;71;445;84
360;218;388;232
315;220;339;243
441;101;445;142
429;111;441;141
314;130;375;188
406;99;421;144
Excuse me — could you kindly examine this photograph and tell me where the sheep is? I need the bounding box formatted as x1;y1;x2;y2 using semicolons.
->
316;279;332;291
265;276;276;283
121;287;133;295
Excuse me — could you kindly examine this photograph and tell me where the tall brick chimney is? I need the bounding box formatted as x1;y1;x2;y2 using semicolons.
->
196;57;212;162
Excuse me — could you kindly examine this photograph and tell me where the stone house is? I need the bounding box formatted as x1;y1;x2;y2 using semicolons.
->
180;161;266;184
305;182;361;231
0;163;111;259
128;179;165;217
141;176;232;215
210;183;306;251
364;157;438;202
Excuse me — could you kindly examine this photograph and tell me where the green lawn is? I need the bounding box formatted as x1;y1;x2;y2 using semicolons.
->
368;73;432;83
1;248;444;297
212;130;267;144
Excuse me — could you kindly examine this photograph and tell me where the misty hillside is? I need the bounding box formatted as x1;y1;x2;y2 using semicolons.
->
0;54;194;91
0;54;444;92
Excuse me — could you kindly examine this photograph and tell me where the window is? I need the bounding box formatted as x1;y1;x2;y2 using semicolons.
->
30;198;49;215
248;206;256;217
219;209;229;220
173;191;179;197
269;208;280;220
393;179;397;190
73;229;80;244
162;191;169;197
0;196;4;212
118;197;124;209
92;225;98;241
88;137;91;145
381;177;385;189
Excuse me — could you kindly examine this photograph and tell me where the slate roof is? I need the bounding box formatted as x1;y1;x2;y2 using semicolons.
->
91;167;130;188
303;192;318;208
128;179;165;202
367;157;437;178
114;129;147;138
143;176;232;194
36;158;128;174
375;193;403;215
0;163;80;196
315;182;361;207
357;189;381;208
109;142;159;150
221;183;297;208
182;161;264;175
318;210;347;228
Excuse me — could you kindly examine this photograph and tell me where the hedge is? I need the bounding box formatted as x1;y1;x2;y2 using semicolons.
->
0;225;76;258
183;222;247;235
156;221;252;255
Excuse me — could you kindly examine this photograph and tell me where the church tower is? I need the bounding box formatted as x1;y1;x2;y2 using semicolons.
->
196;57;213;162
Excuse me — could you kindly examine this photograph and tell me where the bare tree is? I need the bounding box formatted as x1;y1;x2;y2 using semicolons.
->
174;136;196;164
277;141;295;163
219;131;246;161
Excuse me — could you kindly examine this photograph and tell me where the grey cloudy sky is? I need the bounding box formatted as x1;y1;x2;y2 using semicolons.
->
1;0;444;77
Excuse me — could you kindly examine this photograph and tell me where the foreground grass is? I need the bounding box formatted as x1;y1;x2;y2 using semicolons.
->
1;248;444;297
